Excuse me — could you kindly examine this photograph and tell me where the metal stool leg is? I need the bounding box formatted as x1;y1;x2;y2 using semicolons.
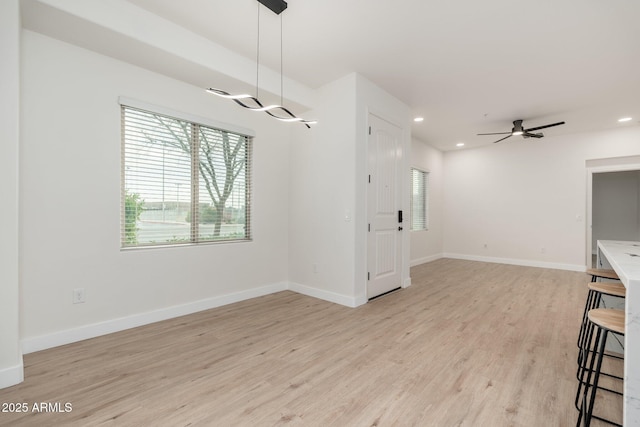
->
576;314;623;427
577;325;602;426
577;290;598;366
576;317;597;411
585;329;607;426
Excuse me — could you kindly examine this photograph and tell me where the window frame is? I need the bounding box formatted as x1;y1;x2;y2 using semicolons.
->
120;98;254;249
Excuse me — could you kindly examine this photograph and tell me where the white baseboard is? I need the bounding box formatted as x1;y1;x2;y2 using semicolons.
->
410;253;443;267
22;282;288;354
22;281;369;354
443;253;586;272
354;295;368;306
403;277;412;288
288;282;366;308
0;360;24;389
18;253;587;355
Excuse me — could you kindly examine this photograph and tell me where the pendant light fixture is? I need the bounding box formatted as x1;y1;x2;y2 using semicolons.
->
207;0;316;128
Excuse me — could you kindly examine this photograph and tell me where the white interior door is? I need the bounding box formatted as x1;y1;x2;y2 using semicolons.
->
367;114;403;299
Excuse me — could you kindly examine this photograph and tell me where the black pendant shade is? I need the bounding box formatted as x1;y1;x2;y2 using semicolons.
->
258;0;287;15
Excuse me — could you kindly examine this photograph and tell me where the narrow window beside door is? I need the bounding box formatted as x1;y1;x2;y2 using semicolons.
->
410;168;429;231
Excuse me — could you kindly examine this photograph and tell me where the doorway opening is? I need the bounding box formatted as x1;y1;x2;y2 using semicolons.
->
586;156;640;267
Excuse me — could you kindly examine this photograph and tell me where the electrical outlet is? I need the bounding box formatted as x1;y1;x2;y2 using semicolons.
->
72;288;86;304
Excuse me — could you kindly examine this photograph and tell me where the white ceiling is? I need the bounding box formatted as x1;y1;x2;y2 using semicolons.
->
27;0;640;151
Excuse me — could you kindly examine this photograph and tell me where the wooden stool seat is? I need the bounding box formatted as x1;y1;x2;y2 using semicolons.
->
587;282;626;298
586;268;619;281
587;308;625;335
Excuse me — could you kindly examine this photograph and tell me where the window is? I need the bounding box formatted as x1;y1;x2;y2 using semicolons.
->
411;168;429;231
121;104;252;248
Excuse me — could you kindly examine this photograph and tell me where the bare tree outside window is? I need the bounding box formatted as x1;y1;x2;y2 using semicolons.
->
121;106;251;248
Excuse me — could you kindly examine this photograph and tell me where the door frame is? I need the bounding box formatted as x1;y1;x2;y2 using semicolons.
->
365;111;410;300
585;156;640;267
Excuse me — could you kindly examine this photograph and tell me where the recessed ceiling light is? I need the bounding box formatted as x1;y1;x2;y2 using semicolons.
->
414;117;424;122
618;117;633;122
456;143;465;147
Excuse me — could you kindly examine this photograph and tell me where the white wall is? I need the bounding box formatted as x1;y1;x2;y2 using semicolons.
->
410;139;444;266
288;74;359;306
443;126;640;270
288;73;412;306
20;31;292;351
0;0;24;388
593;170;640;249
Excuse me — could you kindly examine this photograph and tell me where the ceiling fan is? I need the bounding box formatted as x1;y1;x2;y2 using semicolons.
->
478;119;565;143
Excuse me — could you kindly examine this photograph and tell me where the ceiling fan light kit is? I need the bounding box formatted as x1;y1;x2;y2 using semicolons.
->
206;0;317;128
477;119;565;143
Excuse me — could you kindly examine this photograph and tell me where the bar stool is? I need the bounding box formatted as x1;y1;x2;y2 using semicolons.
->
580;269;622;343
577;269;624;366
586;269;622;338
586;268;619;282
577;282;626;362
576;282;625;402
576;308;625;426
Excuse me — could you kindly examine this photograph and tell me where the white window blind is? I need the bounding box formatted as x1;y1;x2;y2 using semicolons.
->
411;168;429;231
121;105;252;248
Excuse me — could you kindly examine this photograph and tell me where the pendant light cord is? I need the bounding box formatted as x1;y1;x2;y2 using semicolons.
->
280;14;283;106
206;1;316;127
257;3;284;106
256;3;260;100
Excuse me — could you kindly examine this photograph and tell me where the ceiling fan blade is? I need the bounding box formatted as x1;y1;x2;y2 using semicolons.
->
494;134;513;143
524;121;565;132
477;132;512;136
523;132;543;138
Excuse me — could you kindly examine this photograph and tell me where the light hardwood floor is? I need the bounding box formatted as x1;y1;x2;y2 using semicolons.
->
0;259;623;426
